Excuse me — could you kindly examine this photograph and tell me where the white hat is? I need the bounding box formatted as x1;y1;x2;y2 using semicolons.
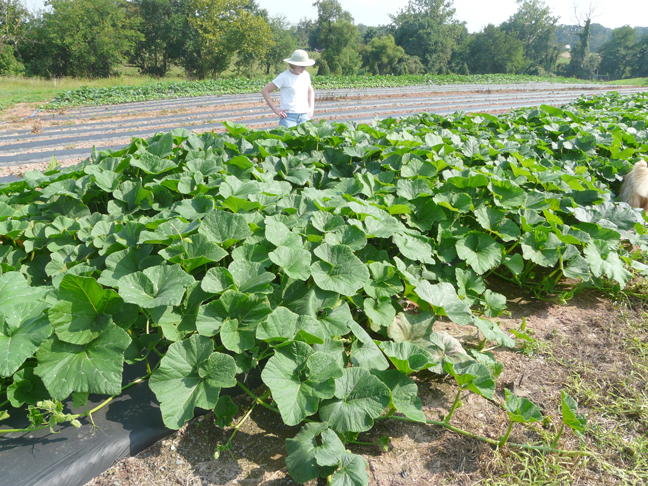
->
283;49;316;66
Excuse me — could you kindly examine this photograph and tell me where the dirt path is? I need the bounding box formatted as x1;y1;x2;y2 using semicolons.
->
84;281;648;486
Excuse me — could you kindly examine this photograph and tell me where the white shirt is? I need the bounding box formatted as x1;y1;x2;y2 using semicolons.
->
272;70;311;114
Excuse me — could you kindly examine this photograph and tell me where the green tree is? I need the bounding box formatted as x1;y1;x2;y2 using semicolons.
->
183;0;273;78
567;18;599;79
263;15;297;75
361;35;404;75
394;54;425;74
598;25;636;79
24;0;140;78
320;20;361;75
0;0;32;74
129;0;189;77
390;0;463;73
465;24;525;74
629;33;648;78
292;17;315;48
500;0;560;73
310;0;353;50
362;25;392;44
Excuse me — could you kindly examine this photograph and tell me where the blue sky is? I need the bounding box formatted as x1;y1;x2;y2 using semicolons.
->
21;0;648;33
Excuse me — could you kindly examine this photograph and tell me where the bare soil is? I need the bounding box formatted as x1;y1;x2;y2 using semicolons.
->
83;281;648;486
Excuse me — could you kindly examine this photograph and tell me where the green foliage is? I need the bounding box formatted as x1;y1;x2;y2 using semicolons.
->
598;26;637;80
361;35;404;75
567;19;599;80
23;0;142;78
2;91;647;485
0;44;23;76
128;0;189;77
263;15;297;75
186;0;273;78
465;25;525;75
500;0;560;73
48;73;588;108
391;0;463;73
320;20;362;76
630;34;648;78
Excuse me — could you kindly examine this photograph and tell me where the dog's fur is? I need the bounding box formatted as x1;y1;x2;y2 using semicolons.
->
620;160;648;212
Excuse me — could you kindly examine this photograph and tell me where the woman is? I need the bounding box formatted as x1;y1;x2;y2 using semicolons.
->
261;50;315;128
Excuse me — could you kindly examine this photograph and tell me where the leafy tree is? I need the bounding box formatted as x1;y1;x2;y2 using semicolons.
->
129;0;189;77
310;0;353;50
183;0;273;78
500;0;560;73
320;20;361;75
566;19;599;79
24;0;141;78
630;33;648;78
390;0;463;74
292;17;315;48
394;54;425;74
0;0;32;74
362;25;392;44
263;15;297;75
361;35;404;75
598;26;636;79
465;25;525;74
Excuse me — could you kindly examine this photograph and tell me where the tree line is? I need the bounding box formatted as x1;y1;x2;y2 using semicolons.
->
0;0;646;80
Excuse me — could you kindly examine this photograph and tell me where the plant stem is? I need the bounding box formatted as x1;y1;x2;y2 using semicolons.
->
221;401;257;453
0;373;153;434
551;423;565;449
444;388;463;424
381;415;593;457
0;400;8;409
348;440;382;446
499;422;514;447
236;380;278;413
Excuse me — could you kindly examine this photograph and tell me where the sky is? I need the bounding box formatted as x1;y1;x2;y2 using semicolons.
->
20;0;648;33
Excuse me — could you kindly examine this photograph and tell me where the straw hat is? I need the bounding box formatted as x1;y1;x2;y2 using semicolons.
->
283;49;316;66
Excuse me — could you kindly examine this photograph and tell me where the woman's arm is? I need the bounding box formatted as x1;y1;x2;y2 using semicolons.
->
307;84;314;119
261;82;287;118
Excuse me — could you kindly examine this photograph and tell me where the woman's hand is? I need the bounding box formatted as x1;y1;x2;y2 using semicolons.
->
308;108;314;119
275;109;289;118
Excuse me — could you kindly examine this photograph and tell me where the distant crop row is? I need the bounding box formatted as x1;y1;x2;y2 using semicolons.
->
47;73;590;109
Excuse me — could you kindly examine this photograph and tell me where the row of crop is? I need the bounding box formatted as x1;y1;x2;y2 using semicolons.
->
47;73;589;109
1;91;647;484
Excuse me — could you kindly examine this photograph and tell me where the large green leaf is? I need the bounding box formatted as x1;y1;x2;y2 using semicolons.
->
199;210;252;244
285;422;345;484
444;361;495;400
329;453;369;486
34;324;131;400
49;275;123;345
311;244;369;296
149;334;236;428
0;305;51;377
117;264;195;308
504;390;543;423
159;234;227;272
195;290;271;337
372;369;427;423
415;281;473;324
97;246;162;288
455;232;502;275
261;341;343;426
319;367;391;433
268;246;312;280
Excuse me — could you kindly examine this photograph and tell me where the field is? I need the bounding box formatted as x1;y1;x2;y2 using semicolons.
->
1;86;648;486
2;81;647;178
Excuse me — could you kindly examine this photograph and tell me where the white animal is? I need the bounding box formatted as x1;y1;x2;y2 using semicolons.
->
619;159;648;212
